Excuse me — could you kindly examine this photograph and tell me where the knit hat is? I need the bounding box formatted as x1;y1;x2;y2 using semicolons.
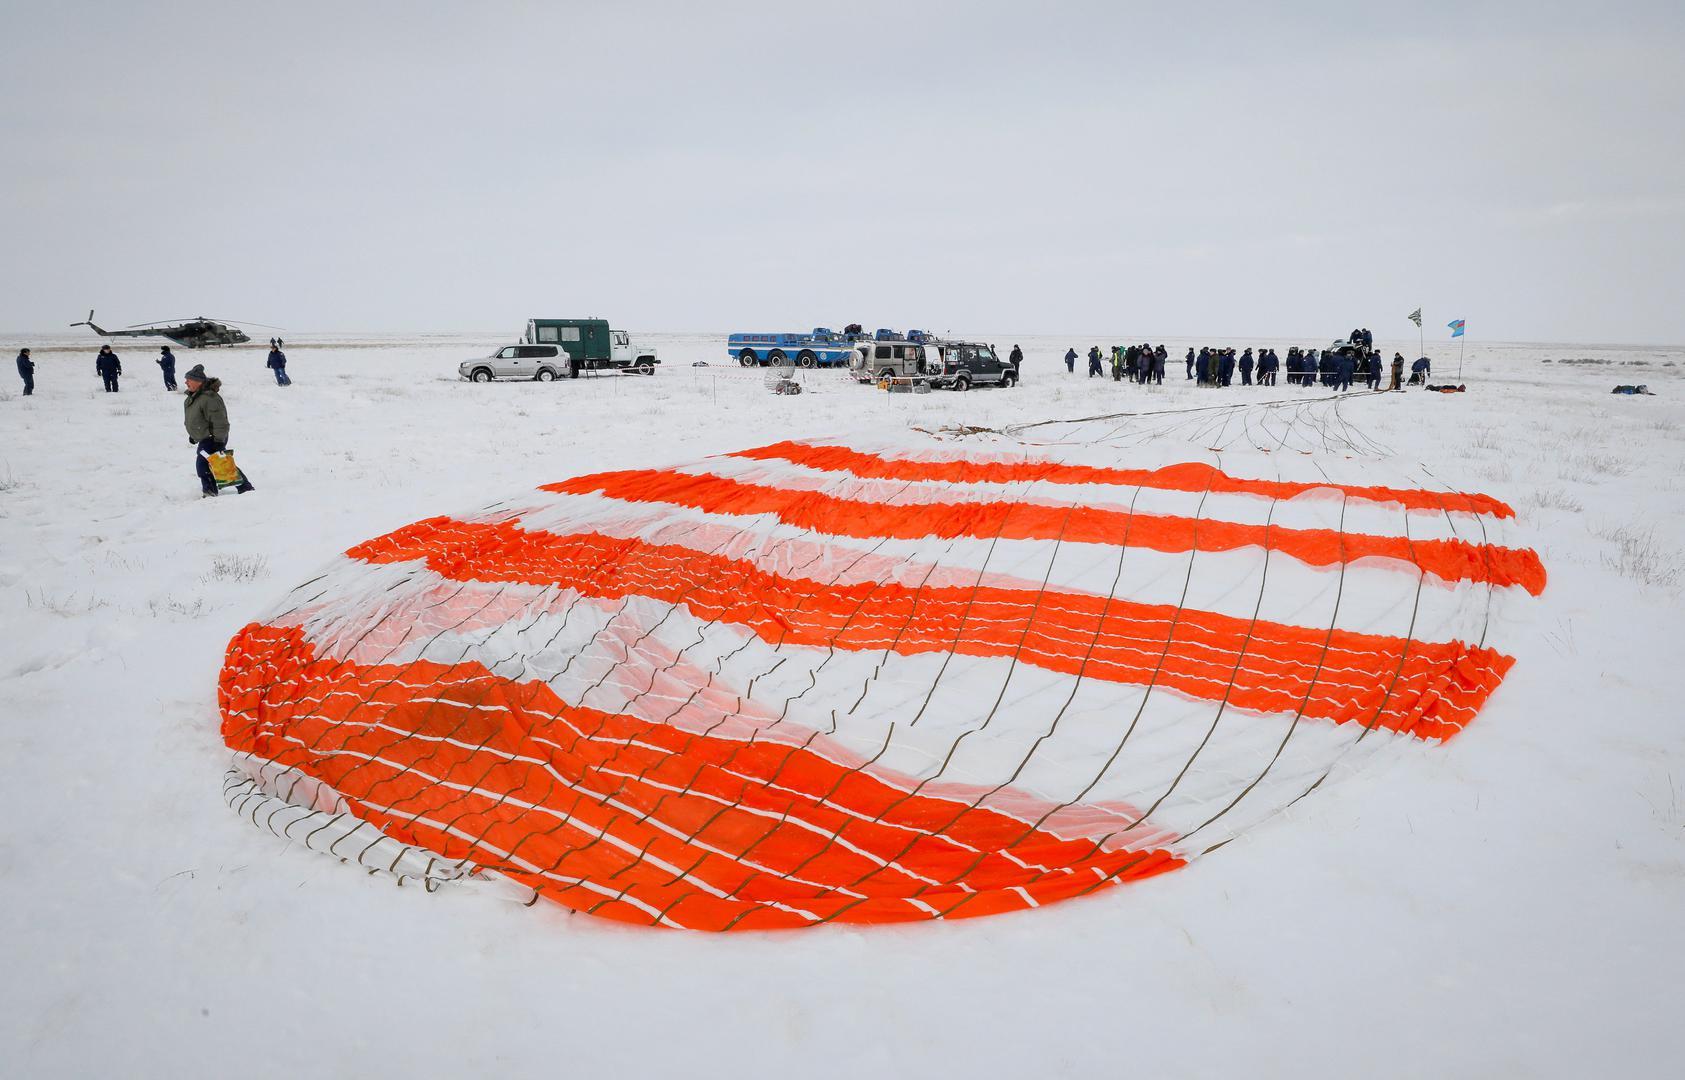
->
184;363;209;384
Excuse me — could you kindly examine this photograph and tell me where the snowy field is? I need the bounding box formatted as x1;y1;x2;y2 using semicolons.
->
2;329;1683;1078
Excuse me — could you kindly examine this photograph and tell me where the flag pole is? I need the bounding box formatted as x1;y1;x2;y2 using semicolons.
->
1457;326;1466;381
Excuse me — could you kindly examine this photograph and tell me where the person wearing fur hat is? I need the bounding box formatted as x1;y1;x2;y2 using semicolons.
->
183;364;253;497
16;348;33;396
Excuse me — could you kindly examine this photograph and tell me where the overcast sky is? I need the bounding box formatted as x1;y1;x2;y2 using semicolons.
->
3;1;1682;342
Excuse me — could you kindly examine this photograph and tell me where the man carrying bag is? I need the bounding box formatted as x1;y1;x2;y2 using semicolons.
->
183;364;254;497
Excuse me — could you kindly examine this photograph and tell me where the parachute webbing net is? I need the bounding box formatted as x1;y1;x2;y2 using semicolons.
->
219;396;1544;930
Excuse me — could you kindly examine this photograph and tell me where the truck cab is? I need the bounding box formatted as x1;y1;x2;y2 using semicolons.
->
526;318;659;376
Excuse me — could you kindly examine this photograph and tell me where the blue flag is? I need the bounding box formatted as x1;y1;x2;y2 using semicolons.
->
1448;319;1466;338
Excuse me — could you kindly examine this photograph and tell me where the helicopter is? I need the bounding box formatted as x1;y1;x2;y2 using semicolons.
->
70;310;284;349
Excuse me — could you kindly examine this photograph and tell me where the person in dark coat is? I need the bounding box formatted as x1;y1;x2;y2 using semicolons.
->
16;348;33;396
157;345;178;391
1152;344;1166;385
1219;349;1235;387
182;364;253;496
1195;348;1210;386
1337;350;1356;391
1361;327;1374;349
1009;344;1023;370
266;345;290;386
1410;356;1431;385
1088;346;1104;377
1390;353;1405;391
1239;348;1254;386
95;345;121;392
1065;347;1078;374
1185;347;1195;379
1366;352;1382;390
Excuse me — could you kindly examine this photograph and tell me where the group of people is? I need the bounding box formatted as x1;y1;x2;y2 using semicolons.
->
18;341;293;394
1186;346;1281;387
13;344;264;497
1043;327;1438;395
1065;343;1170;383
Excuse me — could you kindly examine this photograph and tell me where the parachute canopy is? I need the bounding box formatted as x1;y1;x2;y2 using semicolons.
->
220;429;1541;930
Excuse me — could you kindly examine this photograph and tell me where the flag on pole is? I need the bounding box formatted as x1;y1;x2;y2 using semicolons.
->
1408;308;1423;328
1448;319;1466;338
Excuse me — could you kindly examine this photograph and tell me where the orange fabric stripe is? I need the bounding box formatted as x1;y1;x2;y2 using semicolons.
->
732;440;1518;518
346;520;1515;740
220;624;1184;930
540;469;1546;595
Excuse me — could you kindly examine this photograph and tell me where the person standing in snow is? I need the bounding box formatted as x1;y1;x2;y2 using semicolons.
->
1009;344;1023;374
1087;346;1104;377
1366;351;1382;390
1185;346;1195;380
1195;347;1210;386
1239;348;1254;386
16;348;33;396
183;363;254;497
1064;347;1077;374
1152;344;1166;385
1390;352;1405;391
157;345;178;391
266;344;291;386
95;344;121;392
1337;350;1356;391
1219;348;1235;387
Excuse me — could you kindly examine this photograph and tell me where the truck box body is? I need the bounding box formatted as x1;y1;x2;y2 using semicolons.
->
526;318;658;373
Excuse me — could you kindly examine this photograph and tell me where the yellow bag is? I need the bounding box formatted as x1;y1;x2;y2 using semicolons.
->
207;451;242;486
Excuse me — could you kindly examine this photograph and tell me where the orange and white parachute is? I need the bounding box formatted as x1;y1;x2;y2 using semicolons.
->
219;428;1542;930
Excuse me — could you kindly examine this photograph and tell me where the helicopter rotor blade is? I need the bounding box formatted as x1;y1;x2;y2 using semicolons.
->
209;319;288;331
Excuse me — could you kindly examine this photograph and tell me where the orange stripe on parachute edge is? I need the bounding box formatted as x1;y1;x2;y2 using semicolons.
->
731;441;1518;519
219;624;1185;930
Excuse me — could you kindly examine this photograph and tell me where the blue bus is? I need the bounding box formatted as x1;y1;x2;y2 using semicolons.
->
727;328;862;368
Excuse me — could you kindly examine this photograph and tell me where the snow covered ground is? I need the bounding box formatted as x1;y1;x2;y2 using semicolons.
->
2;330;1682;1078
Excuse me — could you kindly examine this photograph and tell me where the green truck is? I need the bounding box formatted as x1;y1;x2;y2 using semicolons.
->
524;318;659;376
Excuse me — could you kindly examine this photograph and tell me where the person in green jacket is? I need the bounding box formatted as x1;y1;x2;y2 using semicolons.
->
183;364;253;497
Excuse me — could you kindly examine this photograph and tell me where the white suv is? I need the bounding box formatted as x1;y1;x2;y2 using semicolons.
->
459;344;571;382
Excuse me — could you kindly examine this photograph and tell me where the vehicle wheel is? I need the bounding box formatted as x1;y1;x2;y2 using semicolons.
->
768;349;787;365
1000;371;1017;388
637;361;654;376
535;368;555;382
953;375;971;392
738;350;758;367
471;368;493;383
797;351;817;368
